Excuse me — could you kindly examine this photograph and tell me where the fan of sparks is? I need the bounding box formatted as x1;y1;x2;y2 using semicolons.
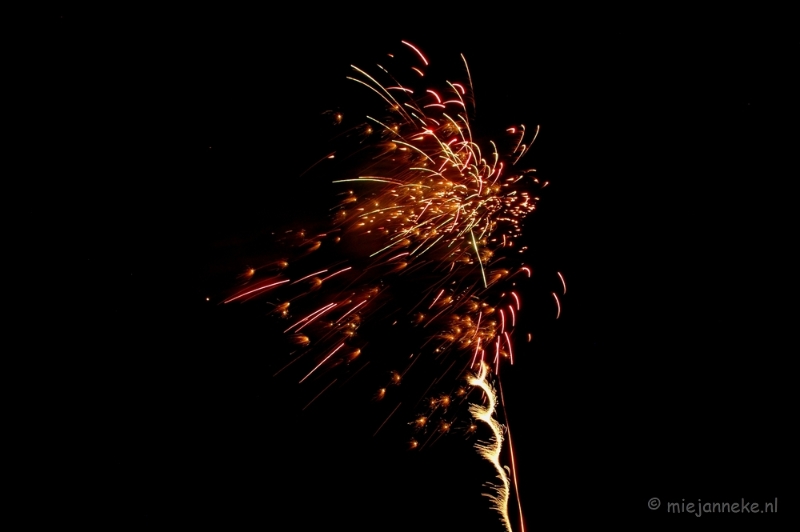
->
226;40;550;385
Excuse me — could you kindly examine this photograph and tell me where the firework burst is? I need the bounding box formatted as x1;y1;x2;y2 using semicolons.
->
224;41;556;530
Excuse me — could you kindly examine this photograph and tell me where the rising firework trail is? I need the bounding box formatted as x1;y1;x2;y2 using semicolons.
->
469;362;513;532
224;41;558;530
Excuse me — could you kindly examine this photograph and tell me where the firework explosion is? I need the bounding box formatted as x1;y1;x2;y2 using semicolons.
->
225;41;556;530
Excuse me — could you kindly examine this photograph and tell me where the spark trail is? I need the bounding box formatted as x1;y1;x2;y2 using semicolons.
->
469;362;513;532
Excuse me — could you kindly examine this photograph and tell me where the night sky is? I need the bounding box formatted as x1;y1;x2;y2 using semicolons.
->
53;8;796;530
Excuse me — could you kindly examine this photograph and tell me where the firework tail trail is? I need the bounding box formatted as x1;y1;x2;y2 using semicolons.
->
499;379;525;532
469;362;514;532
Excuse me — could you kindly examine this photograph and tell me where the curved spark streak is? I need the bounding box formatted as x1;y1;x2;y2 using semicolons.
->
552;292;561;319
469;362;512;532
401;40;429;65
557;271;567;295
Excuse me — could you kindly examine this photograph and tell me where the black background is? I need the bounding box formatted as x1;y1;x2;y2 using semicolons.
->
50;6;796;530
